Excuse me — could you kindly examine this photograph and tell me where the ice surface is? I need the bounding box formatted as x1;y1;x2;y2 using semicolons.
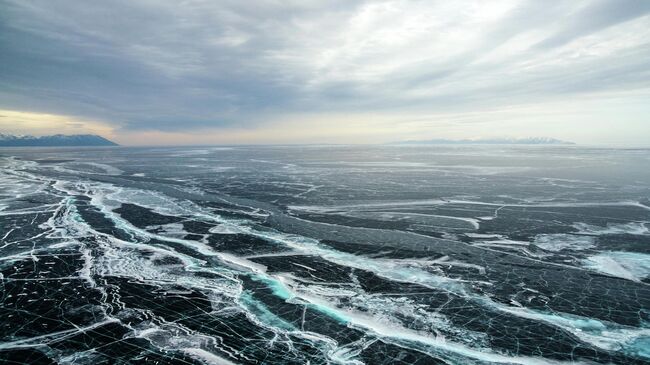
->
1;145;649;364
582;251;650;282
533;234;596;251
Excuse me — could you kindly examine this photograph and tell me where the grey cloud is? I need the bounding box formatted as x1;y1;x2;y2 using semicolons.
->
535;0;650;49
0;0;649;133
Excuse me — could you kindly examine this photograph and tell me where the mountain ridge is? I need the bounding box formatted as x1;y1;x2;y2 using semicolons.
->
0;133;118;147
394;137;575;145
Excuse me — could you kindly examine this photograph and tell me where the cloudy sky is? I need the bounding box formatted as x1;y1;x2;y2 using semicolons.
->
1;0;649;145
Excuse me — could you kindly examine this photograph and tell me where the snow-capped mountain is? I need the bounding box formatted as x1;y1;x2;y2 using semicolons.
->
0;134;118;146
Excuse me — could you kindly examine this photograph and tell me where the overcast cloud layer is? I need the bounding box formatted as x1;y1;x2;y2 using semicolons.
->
1;0;649;145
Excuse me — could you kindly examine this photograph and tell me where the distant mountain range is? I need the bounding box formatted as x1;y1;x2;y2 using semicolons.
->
395;137;575;145
0;134;118;147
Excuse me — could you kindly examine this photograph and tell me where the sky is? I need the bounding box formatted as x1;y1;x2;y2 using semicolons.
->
1;0;649;146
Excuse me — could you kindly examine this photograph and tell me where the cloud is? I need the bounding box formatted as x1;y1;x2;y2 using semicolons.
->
534;0;650;49
0;0;649;143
